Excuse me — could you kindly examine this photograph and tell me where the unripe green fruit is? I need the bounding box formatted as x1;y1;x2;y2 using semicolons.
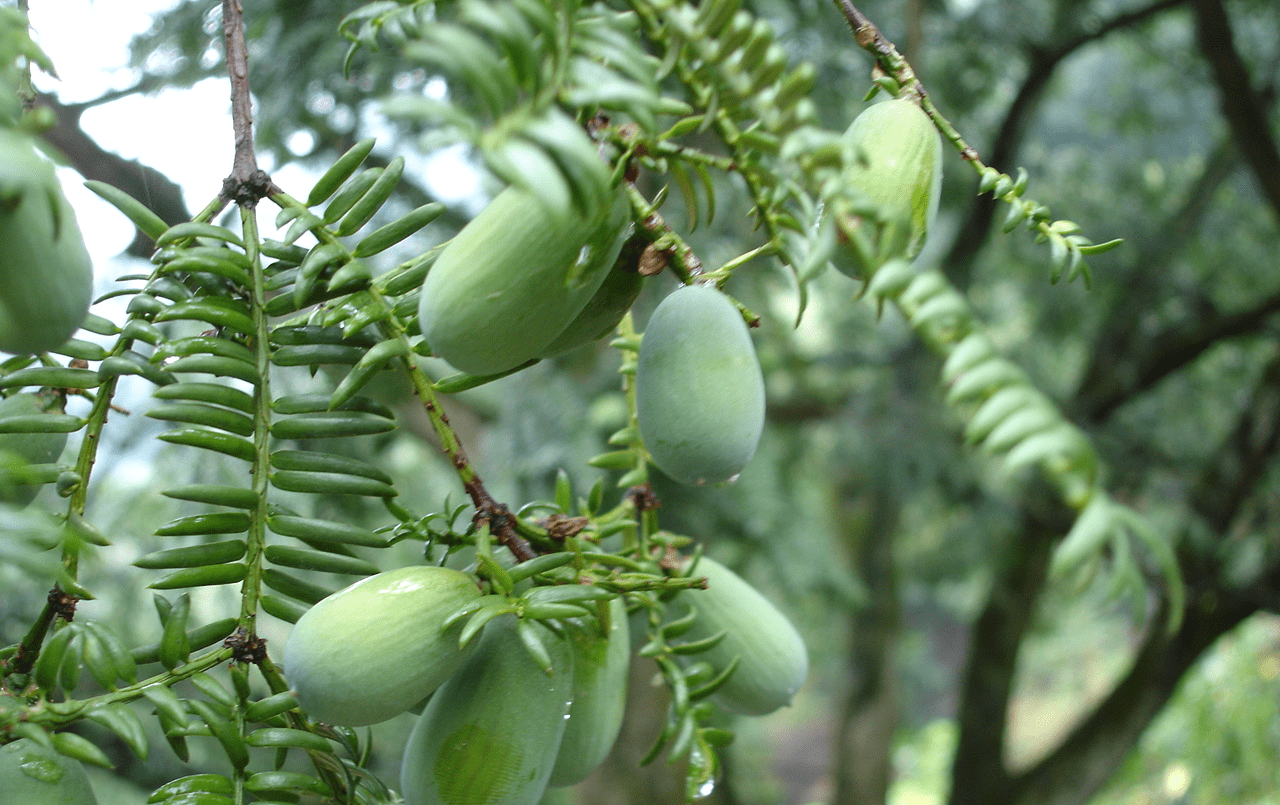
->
679;557;807;715
401;616;573;805
538;258;643;358
418;186;631;375
832;99;942;278
0;393;67;507
548;597;630;786
636;285;765;486
283;565;482;727
0;129;93;355
0;738;99;805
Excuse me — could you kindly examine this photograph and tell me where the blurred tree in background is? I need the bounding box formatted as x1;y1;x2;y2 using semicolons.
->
4;1;1280;805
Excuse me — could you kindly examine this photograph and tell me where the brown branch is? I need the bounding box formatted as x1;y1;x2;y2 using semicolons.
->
1188;354;1280;533
220;0;270;205
1080;286;1280;422
1193;0;1280;223
942;0;1190;286
36;95;191;256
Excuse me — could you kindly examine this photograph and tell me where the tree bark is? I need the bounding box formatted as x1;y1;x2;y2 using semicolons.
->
946;488;1070;805
1192;0;1280;224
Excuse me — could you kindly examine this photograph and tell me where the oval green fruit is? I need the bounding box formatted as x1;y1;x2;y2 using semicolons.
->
636;285;765;486
678;557;807;715
831;99;941;278
418;186;631;375
538;256;644;358
0;129;93;355
401;616;573;805
0;738;99;805
283;565;482;727
0;393;67;507
548;597;630;786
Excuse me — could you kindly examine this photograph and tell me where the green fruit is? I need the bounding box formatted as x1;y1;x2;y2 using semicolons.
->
538;257;644;358
831;99;942;278
0;129;93;355
548;597;630;786
283;565;482;727
0;738;99;805
0;393;67;507
678;557;807;715
418;186;631;375
635;285;765;486
401;616;573;805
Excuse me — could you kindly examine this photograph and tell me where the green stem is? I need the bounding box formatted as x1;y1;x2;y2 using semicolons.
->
238;207;272;631
38;647;235;726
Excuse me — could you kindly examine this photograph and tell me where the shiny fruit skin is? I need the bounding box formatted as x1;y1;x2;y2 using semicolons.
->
401;616;574;805
547;597;630;786
0;738;99;805
0;129;93;355
636;285;765;486
678;557;807;715
283;565;482;727
418;187;631;375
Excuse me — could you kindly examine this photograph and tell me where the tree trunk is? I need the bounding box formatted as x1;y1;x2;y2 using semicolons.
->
832;483;901;805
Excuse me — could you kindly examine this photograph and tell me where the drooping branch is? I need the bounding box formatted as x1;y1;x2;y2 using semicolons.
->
1193;0;1280;224
942;0;1190;286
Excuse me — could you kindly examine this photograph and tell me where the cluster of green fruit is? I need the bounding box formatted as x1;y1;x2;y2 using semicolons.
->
415;110;768;488
416;101;941;490
282;555;806;805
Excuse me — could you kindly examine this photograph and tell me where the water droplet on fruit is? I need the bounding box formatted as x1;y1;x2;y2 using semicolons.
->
19;758;64;783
